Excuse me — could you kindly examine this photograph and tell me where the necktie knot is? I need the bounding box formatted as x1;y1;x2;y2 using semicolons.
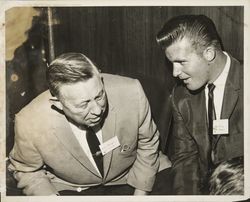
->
208;83;215;93
86;128;100;154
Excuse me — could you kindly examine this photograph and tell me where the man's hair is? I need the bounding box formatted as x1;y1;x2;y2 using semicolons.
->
209;156;244;195
46;52;100;96
156;15;222;52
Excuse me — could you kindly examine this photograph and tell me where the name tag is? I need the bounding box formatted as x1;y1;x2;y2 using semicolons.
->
99;136;120;155
213;119;229;135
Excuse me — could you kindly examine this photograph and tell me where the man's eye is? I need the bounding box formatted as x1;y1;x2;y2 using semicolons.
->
96;96;102;101
96;94;103;101
96;91;105;101
82;104;88;108
78;102;88;108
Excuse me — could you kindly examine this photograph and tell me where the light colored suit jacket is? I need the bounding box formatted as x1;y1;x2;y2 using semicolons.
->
170;55;243;194
9;73;160;195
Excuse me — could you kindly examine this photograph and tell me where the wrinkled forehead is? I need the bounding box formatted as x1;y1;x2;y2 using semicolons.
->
58;75;104;101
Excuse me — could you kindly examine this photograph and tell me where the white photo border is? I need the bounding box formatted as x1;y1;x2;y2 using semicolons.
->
0;1;249;202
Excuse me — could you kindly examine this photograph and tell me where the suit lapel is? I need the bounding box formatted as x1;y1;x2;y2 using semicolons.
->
221;57;241;119
221;82;239;119
51;108;100;177
214;57;241;153
183;89;210;165
101;103;116;179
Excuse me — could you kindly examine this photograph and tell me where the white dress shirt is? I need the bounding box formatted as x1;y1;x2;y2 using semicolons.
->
69;122;103;176
205;52;231;119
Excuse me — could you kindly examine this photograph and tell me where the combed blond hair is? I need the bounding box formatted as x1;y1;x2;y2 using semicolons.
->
209;156;243;195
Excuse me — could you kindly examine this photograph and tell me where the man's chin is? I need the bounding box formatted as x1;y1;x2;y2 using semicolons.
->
186;84;205;92
88;122;98;127
75;122;98;129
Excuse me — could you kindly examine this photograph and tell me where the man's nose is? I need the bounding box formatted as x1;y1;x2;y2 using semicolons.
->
90;100;102;116
173;64;182;77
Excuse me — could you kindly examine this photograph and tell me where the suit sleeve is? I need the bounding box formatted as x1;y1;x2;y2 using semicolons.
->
8;114;59;196
170;90;201;194
126;80;160;192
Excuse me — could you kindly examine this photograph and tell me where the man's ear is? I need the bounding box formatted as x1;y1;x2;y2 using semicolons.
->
49;97;63;111
203;47;216;62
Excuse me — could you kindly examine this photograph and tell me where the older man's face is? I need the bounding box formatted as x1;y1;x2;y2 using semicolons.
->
58;76;107;127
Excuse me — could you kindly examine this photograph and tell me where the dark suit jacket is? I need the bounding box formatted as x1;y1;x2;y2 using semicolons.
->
8;74;160;195
170;54;243;194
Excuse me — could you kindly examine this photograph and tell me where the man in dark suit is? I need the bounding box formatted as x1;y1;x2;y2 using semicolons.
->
8;53;163;195
156;15;243;194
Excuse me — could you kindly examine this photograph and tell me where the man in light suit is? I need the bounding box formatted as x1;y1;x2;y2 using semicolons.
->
8;53;160;196
156;15;243;194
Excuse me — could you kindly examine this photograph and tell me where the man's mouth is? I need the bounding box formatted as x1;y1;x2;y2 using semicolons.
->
90;117;101;123
182;77;190;84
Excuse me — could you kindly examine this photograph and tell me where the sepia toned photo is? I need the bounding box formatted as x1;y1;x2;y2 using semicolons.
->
0;1;249;202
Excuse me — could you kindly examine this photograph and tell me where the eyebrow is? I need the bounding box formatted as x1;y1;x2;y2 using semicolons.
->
75;100;89;107
173;56;186;61
173;59;187;63
94;89;104;99
75;89;104;106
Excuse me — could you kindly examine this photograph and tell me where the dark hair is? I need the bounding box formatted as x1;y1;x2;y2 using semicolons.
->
46;53;100;96
156;15;222;52
209;156;244;195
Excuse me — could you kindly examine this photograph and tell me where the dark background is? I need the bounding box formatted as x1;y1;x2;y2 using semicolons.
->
6;6;243;169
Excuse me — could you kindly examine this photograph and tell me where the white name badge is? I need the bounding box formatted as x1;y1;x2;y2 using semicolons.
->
213;119;229;135
99;136;120;155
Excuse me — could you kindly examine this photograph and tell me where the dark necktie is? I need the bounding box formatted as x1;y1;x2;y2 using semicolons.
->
208;83;216;167
86;127;103;176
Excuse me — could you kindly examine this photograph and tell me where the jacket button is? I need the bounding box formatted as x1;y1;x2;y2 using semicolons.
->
76;187;82;192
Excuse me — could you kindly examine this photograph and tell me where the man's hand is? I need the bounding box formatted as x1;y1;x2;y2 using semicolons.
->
133;188;149;195
158;151;172;172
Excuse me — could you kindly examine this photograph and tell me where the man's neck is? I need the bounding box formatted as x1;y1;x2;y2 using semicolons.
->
209;50;227;84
